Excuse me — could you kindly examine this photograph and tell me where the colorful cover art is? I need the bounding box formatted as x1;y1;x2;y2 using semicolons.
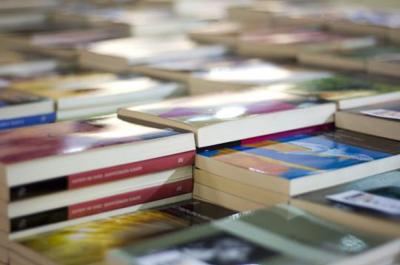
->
0;115;181;164
17;200;234;265
199;129;390;180
278;75;400;101
131;90;325;128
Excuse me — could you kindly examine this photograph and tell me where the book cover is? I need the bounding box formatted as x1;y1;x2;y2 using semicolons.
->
0;115;183;165
296;170;400;221
198;129;397;180
127;90;327;129
191;58;330;84
16;200;235;265
86;36;226;65
108;205;394;265
276;74;400;101
12;74;183;110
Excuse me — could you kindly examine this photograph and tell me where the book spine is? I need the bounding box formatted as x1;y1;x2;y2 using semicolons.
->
11;178;193;232
10;151;195;201
0;113;56;131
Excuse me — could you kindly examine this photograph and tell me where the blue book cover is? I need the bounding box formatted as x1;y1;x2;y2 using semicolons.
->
199;129;394;180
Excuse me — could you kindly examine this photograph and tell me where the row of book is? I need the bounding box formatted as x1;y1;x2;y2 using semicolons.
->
0;0;400;265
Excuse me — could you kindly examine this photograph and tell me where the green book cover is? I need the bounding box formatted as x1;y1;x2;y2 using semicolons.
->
275;74;400;102
108;205;395;265
17;200;235;265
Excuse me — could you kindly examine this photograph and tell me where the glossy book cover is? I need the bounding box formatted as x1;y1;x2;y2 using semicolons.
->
128;90;327;129
192;59;330;84
109;205;392;265
16;200;235;265
272;74;400;101
0;115;182;164
198;129;395;180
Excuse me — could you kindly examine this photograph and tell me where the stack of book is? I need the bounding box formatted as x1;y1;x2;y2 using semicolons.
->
79;35;227;72
132;54;331;94
9;72;186;120
0;0;399;265
0;115;195;242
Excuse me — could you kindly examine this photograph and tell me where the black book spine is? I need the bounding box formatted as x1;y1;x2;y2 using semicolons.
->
10;177;68;201
11;207;68;233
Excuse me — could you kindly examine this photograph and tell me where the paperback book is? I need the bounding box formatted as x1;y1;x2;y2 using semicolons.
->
5;167;193;235
293;170;400;236
80;36;227;72
263;74;400;109
0;115;195;201
196;127;400;195
335;99;400;141
299;45;400;72
107;204;400;265
0;89;55;130
12;73;185;120
237;28;376;59
118;89;336;147
11;199;235;265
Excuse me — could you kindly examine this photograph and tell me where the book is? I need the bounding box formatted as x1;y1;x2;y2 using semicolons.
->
79;36;227;72
335;100;400;141
4;167;193;234
107;204;400;265
0;89;55;131
0;18;127;60
118;89;336;147
293;170;400;237
12;74;186;120
188;59;331;95
188;21;243;48
9;194;193;240
11;151;194;201
196;127;400;196
9;199;235;265
237;28;377;59
173;0;253;20
0;115;195;200
327;9;400;38
261;74;400;109
195;168;289;207
367;53;400;78
134;55;330;93
0;57;59;80
299;45;400;72
193;183;266;212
